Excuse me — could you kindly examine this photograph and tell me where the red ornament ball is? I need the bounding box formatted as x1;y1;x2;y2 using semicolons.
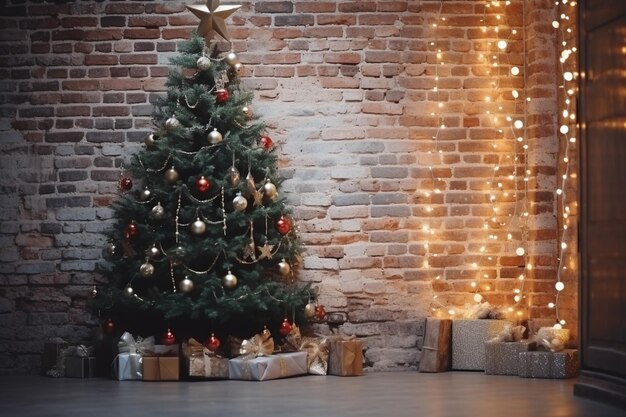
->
279;318;293;337
196;176;211;193
124;222;138;240
275;216;291;235
260;136;273;150
315;304;326;321
206;333;221;352
102;319;115;334
119;177;133;191
215;89;229;104
163;328;176;345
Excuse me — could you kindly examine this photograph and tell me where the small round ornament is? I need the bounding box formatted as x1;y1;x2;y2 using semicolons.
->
165;115;181;132
304;303;316;319
206;333;221;352
146;244;161;260
140;260;155;278
263;180;277;199
315;304;326;321
125;222;139;240
139;187;152;202
227;166;241;186
234;62;242;72
279;318;293;337
242;106;252;119
179;276;194;294
260;136;273;150
164;167;179;184
169;245;186;266
197;56;211;71
190;218;207;235
208;128;223;144
232;192;248;212
123;285;134;298
196;176;211;193
151;202;166;220
163;329;176;345
102;319;115;334
104;241;122;258
275;216;291;235
119;177;133;191
222;270;238;289
215;89;229;104
225;51;239;66
144;133;158;148
278;259;291;276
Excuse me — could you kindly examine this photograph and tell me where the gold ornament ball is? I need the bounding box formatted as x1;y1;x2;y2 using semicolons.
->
234;62;243;72
225;51;239;66
139;187;152;202
123;286;134;297
146;245;161;259
140;261;155;278
208;128;223;144
242;106;252;119
232;193;248;212
164;167;179;184
197;56;211;71
278;259;291;276
151;203;166;220
179;277;194;294
190;218;207;235
227;166;241;186
222;270;238;289
144;133;158;148
304;303;316;319
165;115;180;132
263;181;277;198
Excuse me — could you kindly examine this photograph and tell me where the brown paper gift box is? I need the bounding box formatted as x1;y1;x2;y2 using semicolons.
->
419;318;452;373
328;339;364;376
142;357;180;381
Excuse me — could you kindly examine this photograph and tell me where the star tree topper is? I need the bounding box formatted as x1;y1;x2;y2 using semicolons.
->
186;0;242;41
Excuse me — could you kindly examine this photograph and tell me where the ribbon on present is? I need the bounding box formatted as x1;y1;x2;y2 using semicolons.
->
284;325;329;375
462;301;505;320
112;332;155;380
182;338;223;359
239;328;274;359
490;324;526;343
536;327;570;352
45;344;95;378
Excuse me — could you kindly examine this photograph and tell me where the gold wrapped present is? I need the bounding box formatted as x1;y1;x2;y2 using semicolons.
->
284;326;330;375
182;338;229;379
328;338;364;377
228;352;308;381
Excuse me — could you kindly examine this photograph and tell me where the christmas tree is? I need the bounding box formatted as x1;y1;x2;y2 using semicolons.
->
93;2;312;345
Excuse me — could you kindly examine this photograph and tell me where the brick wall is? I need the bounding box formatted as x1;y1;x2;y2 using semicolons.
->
0;0;571;374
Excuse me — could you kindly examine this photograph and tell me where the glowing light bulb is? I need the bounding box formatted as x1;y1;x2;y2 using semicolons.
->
514;295;521;302
561;242;567;249
473;294;483;302
552;21;560;28
497;40;507;49
516;247;525;256
471;281;477;288
448;309;456;316
548;302;555;308
512;90;519;98
514;120;524;129
560;125;569;134
554;323;563;329
564;71;573;81
511;66;520;75
555;281;565;291
560;319;566;325
556;189;563;195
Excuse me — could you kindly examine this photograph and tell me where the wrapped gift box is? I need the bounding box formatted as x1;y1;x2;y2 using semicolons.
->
419;318;452;373
143;357;179;381
228;352;308;381
451;319;511;370
484;340;536;375
182;338;229;379
65;356;96;378
518;349;578;379
115;352;143;380
42;339;68;375
328;339;364;376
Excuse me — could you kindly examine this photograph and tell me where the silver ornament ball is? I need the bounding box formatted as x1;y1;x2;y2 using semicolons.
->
123;286;134;297
179;277;194;294
304;303;316;319
225;51;239;66
222;270;238;289
197;56;211;71
227;166;241;186
232;193;248;212
144;133;158;148
165;115;181;132
263;181;277;198
208;128;223;144
278;259;291;276
190;218;207;235
151;203;166;220
140;261;155;278
139;187;152;202
164;167;179;184
146;244;161;260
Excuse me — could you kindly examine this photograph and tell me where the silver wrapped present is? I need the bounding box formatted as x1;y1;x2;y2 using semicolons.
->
484;340;536;375
228;352;308;381
451;319;511;370
518;349;578;379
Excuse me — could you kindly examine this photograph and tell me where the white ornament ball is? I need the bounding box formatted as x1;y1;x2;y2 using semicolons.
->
222;270;238;289
190;218;207;235
225;51;239;66
140;261;155;278
208;128;223;144
139;187;152;202
232;193;248;212
197;56;211;71
165;115;181;132
123;286;134;297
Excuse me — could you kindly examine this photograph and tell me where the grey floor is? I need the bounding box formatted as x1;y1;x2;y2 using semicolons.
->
1;372;624;417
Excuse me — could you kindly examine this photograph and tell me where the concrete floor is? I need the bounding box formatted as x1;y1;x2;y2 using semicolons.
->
0;372;624;417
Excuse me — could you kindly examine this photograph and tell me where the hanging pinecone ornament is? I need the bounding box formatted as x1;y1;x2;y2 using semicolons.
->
208;128;223;144
190;218;207;235
144;133;158;148
164;167;179;184
165;115;181;131
119;177;133;191
222;270;238;289
232;192;247;212
197;56;211;71
196;176;211;193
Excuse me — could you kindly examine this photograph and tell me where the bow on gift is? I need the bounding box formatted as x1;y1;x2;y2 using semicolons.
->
239;328;274;359
490;324;526;342
117;332;155;355
285;325;329;375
